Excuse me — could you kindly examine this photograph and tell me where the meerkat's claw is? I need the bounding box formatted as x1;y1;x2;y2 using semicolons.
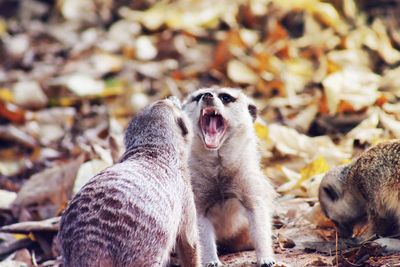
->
259;257;275;267
205;261;220;267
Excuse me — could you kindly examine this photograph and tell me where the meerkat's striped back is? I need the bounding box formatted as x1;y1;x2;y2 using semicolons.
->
59;99;201;267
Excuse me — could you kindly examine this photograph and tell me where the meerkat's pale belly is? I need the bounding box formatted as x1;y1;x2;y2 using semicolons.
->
207;198;249;240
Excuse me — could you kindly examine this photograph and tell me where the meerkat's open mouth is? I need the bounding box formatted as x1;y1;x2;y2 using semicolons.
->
199;107;227;149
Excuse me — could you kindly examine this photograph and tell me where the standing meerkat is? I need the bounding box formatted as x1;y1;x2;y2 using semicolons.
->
183;87;276;267
58;98;201;267
319;140;400;240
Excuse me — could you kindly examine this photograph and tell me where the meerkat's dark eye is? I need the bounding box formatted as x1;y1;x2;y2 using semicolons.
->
324;186;339;201
218;93;236;104
192;94;204;102
248;104;257;122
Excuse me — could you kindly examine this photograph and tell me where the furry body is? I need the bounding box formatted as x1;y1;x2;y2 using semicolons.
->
183;88;276;267
319;140;400;239
59;99;200;267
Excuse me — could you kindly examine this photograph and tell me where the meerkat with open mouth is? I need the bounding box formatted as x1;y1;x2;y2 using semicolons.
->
183;87;276;267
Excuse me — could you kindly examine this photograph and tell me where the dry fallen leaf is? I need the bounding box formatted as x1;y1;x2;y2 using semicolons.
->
4;34;30;59
135;36;158;61
91;53;124;75
381;66;400;97
227;60;258;84
277;233;296;249
0;259;29;267
55;73;105;97
371;19;400;64
12;155;84;219
379;110;400;139
268;123;350;164
305;203;335;228
73;159;111;195
322;66;380;114
346;110;383;145
12;81;48;110
277;156;330;197
0;217;60;234
0;190;17;210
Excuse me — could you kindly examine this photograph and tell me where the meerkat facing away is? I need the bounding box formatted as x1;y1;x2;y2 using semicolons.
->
319;140;400;240
183;88;276;267
58;98;201;267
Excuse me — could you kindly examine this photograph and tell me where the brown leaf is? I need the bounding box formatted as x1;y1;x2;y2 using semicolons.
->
12;155;84;220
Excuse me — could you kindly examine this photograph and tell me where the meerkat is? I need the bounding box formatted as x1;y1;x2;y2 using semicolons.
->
58;98;201;267
319;140;400;241
182;87;276;267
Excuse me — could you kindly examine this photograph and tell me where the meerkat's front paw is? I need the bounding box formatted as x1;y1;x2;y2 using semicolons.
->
205;261;221;267
258;257;275;267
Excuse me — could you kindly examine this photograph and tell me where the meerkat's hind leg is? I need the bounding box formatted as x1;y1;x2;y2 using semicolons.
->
245;207;275;267
242;190;275;267
198;215;222;266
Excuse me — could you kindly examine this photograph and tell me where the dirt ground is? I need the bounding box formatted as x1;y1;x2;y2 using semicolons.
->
218;197;400;267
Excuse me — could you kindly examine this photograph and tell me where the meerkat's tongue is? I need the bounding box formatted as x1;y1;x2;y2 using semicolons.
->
201;113;225;149
204;116;220;148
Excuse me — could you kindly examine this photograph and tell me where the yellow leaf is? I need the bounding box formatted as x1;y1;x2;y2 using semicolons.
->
140;3;167;30
58;97;76;107
0;88;14;102
227;60;258;84
0;18;7;37
298;155;330;186
340;158;352;165
28;233;36;241
254;121;269;141
311;2;347;34
103;81;124;97
13;233;29;240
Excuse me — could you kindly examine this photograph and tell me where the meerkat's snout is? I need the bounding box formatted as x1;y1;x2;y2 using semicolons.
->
319;166;367;238
198;92;228;150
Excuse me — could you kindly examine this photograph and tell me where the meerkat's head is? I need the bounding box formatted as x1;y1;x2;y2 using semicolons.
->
182;87;257;150
319;165;367;238
124;97;192;151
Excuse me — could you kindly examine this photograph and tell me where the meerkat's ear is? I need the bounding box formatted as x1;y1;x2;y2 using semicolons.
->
248;104;257;122
176;117;189;136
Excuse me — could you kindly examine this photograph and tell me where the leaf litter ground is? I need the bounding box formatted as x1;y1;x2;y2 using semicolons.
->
1;0;400;266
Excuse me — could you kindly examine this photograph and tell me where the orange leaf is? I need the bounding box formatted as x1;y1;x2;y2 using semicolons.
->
0;101;25;124
337;100;356;113
375;94;387;107
256;80;285;98
265;20;289;45
319;94;330;115
212;30;245;71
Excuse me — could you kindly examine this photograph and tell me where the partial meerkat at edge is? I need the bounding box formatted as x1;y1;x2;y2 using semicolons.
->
319;140;400;243
58;98;201;267
183;87;276;267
